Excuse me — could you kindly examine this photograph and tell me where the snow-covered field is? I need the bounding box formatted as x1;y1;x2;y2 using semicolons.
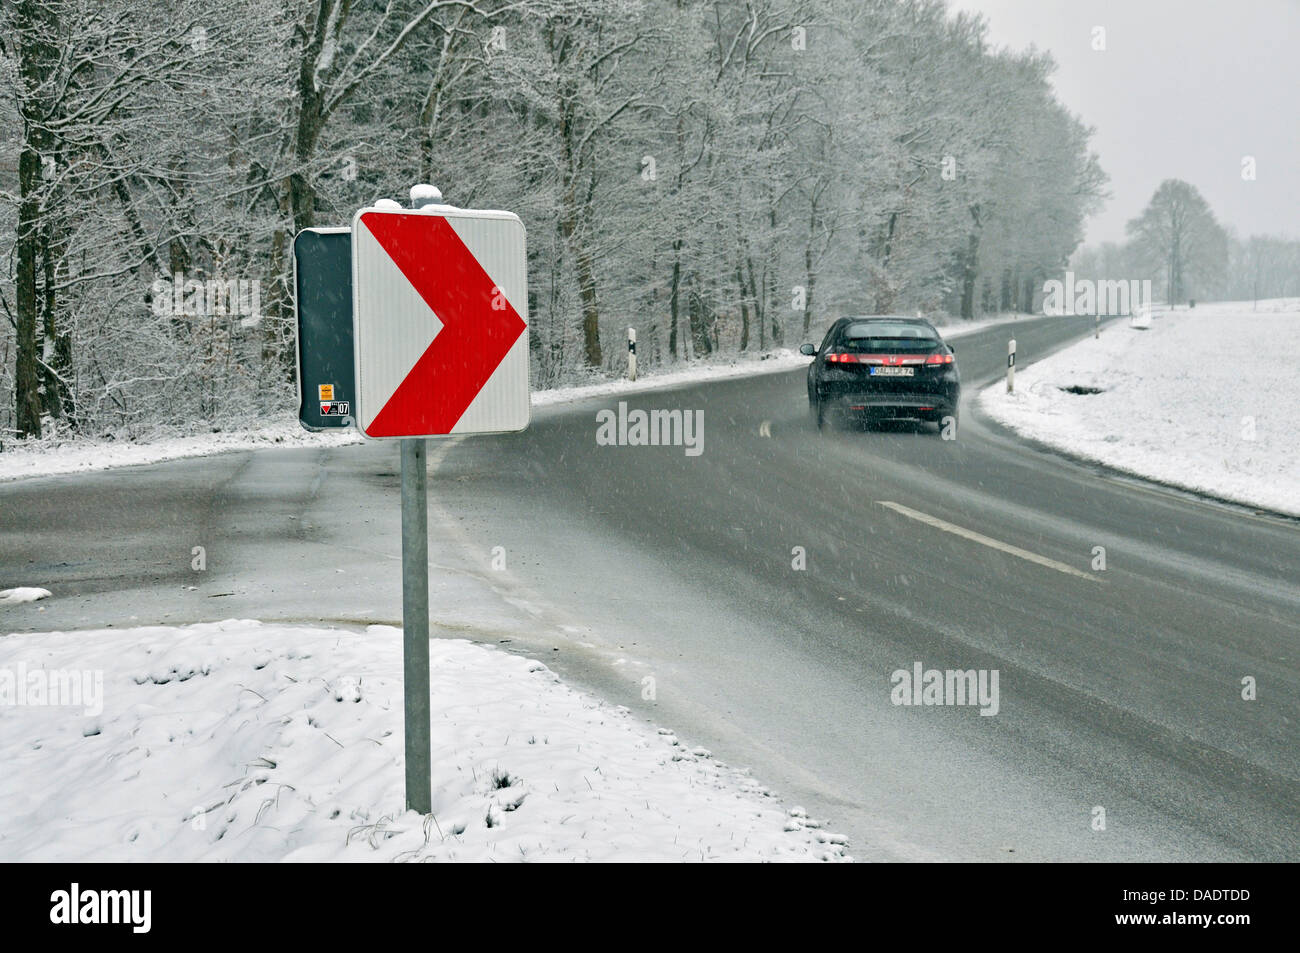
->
0;313;1022;483
980;300;1300;516
0;619;849;862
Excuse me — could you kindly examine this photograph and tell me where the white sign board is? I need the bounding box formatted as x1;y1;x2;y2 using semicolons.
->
351;206;529;438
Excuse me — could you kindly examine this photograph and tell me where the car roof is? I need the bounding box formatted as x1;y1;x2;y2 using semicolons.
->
839;315;934;324
834;315;941;334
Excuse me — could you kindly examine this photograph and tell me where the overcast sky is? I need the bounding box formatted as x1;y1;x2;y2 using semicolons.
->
947;0;1300;246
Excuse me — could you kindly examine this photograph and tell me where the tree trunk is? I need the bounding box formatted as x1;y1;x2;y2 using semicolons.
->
289;43;326;235
12;0;58;438
575;244;602;366
960;206;981;320
746;257;764;351
736;265;750;352
40;214;73;423
766;218;782;347
668;240;682;360
15;145;43;438
803;245;816;336
688;279;712;357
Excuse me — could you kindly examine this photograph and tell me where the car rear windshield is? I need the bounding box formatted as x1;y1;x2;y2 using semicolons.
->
837;322;940;352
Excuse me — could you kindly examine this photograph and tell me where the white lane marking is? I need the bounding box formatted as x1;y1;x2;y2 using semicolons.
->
877;501;1100;583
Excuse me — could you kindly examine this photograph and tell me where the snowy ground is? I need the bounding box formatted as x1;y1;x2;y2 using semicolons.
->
0;619;849;862
0;313;1023;483
980;299;1300;516
0;588;52;605
0;418;363;484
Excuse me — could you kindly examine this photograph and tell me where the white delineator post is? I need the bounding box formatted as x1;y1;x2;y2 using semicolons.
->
1007;338;1016;393
627;327;637;381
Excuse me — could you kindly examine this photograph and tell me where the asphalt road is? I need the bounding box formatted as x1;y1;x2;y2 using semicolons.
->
2;314;1297;861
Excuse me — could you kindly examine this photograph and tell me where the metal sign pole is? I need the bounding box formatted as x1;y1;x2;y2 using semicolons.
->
399;184;439;815
400;436;432;814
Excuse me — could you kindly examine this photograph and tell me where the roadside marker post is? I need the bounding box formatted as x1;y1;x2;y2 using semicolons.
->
305;183;527;815
628;327;637;381
1007;338;1016;393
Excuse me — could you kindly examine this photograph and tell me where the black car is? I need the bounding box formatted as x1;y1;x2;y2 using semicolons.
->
800;316;960;432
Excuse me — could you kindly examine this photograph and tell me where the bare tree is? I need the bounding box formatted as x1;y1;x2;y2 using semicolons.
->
1127;179;1228;305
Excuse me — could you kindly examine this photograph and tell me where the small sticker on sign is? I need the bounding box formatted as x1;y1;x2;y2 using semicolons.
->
320;401;350;416
318;384;335;400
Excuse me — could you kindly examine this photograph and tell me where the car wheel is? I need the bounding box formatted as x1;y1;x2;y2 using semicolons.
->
814;399;830;431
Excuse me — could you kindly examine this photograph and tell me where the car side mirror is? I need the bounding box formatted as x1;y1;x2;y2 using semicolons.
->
799;343;816;356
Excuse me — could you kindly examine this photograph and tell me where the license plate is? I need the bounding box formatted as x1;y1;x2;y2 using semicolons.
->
869;366;914;377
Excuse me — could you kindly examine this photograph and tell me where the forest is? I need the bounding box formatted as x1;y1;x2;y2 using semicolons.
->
0;0;1110;440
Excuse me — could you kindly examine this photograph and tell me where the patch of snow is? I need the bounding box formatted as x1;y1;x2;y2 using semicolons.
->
0;588;51;606
0;619;851;862
931;312;1027;341
409;184;443;204
532;349;812;407
980;299;1300;516
0;417;361;484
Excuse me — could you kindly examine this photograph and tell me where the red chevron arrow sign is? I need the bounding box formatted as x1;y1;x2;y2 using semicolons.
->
351;206;530;438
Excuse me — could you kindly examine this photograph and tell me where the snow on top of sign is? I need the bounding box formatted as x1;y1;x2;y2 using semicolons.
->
409;183;443;203
372;198;402;210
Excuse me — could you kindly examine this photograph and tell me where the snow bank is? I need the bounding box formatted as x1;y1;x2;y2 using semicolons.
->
980;300;1300;516
0;418;362;484
0;620;850;862
0;588;51;605
533;348;811;407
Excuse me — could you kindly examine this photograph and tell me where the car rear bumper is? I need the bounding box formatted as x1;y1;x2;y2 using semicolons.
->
819;385;959;419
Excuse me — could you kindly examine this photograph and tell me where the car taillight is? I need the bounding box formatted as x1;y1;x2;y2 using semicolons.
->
925;352;954;364
826;353;856;363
